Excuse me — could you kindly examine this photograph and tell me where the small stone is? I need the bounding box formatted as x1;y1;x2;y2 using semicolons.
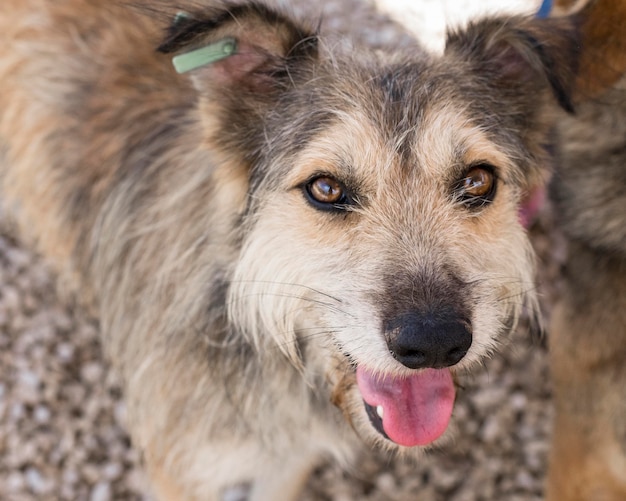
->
89;481;111;501
5;471;25;492
81;362;104;384
33;405;52;423
102;462;123;481
25;467;50;495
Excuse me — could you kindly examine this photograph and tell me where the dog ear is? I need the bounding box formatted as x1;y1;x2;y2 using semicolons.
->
557;0;626;100
158;2;317;93
157;3;318;157
445;15;580;112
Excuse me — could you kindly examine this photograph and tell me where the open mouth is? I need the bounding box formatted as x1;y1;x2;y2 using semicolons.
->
356;366;456;447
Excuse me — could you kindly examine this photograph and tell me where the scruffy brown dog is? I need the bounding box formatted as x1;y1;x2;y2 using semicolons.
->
547;0;626;499
0;1;579;500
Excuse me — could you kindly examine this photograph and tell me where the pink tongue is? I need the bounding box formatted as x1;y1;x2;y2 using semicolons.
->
356;367;455;447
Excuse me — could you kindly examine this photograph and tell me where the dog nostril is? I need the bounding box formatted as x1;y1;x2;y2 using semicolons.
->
445;346;469;366
390;347;428;370
386;314;472;370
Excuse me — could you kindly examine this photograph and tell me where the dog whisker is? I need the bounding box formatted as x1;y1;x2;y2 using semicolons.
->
226;279;343;303
227;292;355;318
270;326;359;352
497;285;540;302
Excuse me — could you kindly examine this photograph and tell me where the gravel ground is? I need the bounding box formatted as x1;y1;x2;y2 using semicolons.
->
0;0;566;500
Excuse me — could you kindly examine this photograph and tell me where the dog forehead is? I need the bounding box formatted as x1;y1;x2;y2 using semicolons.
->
283;96;514;191
261;53;519;195
411;102;516;179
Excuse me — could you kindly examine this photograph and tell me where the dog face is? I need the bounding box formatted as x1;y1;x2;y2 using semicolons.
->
229;106;533;448
158;4;579;450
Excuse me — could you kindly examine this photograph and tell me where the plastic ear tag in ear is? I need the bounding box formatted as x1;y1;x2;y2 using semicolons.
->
172;38;238;74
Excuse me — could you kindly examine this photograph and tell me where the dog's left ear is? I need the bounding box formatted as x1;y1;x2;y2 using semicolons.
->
445;15;580;112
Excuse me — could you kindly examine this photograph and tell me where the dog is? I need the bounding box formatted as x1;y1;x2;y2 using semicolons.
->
546;0;626;499
0;1;580;499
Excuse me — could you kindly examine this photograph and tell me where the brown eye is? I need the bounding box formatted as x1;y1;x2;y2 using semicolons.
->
305;175;350;210
456;165;497;208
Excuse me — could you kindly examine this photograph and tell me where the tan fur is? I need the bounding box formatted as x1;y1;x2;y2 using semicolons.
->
0;1;580;500
546;0;626;499
555;0;626;96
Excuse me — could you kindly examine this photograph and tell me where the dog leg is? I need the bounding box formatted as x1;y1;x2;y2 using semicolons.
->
147;456;251;501
144;437;323;501
248;452;321;501
547;243;626;501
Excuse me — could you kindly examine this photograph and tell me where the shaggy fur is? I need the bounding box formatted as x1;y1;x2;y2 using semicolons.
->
546;0;626;499
0;1;579;500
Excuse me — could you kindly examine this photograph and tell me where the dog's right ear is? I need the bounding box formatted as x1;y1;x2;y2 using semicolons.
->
445;15;580;113
158;3;318;152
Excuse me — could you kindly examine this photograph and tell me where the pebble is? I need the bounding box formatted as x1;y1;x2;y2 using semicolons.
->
6;471;26;492
90;481;112;501
81;361;104;384
25;467;51;495
56;341;76;363
33;404;52;423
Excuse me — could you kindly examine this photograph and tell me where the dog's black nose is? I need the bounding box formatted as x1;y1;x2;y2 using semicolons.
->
385;311;472;370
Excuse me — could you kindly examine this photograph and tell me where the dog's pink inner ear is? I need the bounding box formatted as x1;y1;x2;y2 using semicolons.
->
200;40;283;91
484;37;540;84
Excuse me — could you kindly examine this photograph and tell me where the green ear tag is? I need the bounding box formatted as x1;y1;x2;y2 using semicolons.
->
172;38;238;74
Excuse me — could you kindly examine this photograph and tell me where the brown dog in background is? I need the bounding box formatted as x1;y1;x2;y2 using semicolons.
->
0;1;581;500
547;0;626;499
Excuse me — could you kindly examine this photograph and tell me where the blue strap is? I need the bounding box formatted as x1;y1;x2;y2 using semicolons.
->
536;0;553;18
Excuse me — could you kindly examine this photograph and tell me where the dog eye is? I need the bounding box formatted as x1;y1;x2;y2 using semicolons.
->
305;176;350;210
456;165;497;208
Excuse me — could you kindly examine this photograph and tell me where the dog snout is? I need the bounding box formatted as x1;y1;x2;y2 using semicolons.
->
385;311;472;370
